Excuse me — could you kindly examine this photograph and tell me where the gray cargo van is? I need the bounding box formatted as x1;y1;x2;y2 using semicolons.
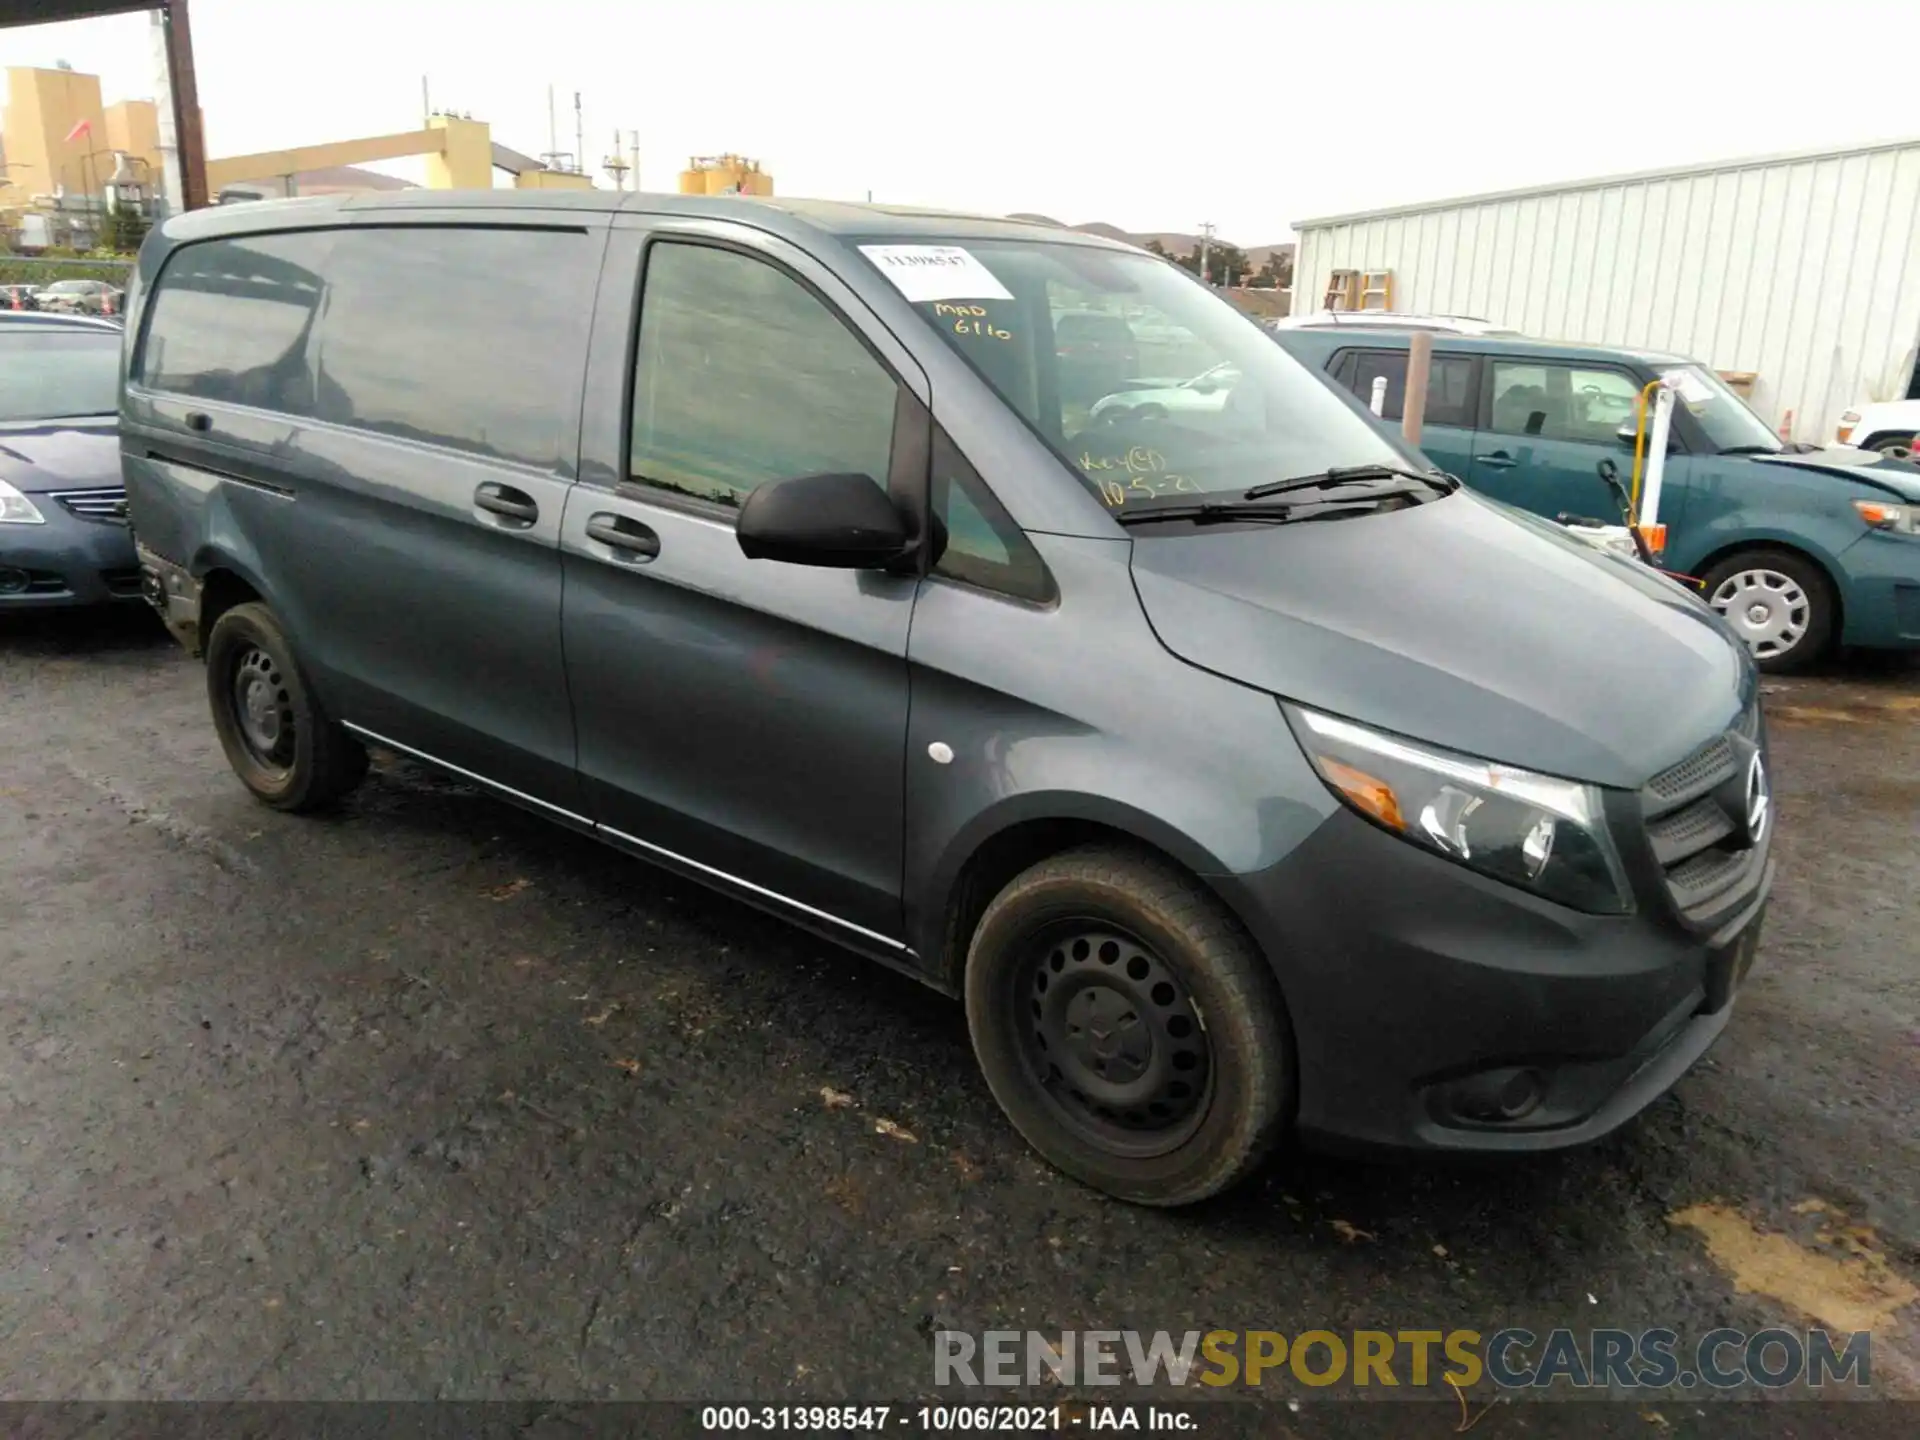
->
123;193;1773;1205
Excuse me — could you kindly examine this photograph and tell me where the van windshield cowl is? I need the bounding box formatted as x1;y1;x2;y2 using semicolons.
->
857;236;1419;520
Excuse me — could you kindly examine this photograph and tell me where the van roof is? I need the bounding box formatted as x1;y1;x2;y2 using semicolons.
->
154;189;1139;252
1270;324;1696;369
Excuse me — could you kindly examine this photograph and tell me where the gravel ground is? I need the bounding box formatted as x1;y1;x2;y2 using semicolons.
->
2;607;1915;1435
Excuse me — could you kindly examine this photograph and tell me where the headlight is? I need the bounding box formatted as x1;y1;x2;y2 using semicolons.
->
1854;498;1919;534
1286;706;1633;914
0;478;46;524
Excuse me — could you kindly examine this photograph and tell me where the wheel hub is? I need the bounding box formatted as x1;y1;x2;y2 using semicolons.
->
1063;984;1151;1081
1024;926;1211;1151
232;647;293;764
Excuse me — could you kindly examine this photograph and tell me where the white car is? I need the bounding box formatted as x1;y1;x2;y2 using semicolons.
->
1089;363;1240;423
1837;399;1919;455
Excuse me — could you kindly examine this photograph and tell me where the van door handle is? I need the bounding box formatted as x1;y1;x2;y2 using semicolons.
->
474;482;539;525
184;411;212;432
585;513;661;560
1477;451;1517;469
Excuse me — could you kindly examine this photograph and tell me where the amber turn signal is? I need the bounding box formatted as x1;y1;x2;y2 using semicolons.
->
1318;757;1406;831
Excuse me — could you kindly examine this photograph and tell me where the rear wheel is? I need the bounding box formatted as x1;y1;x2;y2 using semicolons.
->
1870;435;1916;460
205;601;367;811
964;845;1291;1206
1700;548;1836;673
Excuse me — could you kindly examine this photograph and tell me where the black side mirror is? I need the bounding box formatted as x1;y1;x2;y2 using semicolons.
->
1617;418;1679;451
736;472;912;569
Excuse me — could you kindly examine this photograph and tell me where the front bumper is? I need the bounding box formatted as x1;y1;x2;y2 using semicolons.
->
0;501;140;608
1835;531;1920;648
1214;807;1771;1155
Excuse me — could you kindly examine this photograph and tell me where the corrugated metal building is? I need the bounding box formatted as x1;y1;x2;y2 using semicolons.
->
1292;138;1920;442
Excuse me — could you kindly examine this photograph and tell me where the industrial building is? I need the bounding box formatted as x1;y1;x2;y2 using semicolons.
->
1;63;169;211
1292;137;1920;442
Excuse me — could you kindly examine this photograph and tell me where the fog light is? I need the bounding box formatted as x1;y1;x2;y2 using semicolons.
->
1448;1066;1546;1124
0;566;30;594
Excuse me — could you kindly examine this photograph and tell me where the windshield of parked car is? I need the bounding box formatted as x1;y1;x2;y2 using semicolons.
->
0;330;122;421
1662;365;1781;454
861;238;1410;510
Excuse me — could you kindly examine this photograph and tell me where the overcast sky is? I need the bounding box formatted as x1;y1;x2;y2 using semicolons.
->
5;0;1917;242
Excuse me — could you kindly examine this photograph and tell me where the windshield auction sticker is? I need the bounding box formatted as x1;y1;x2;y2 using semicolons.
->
860;244;1014;303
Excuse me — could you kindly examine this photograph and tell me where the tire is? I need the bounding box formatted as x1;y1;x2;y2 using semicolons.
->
204;601;367;811
964;845;1292;1206
1870;435;1916;459
1700;548;1836;674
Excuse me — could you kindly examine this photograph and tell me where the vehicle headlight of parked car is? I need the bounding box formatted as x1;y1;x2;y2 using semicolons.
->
1286;705;1632;914
1854;498;1920;535
0;477;47;524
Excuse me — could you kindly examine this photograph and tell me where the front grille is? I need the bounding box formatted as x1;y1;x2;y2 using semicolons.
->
1646;735;1736;804
1646;796;1737;863
44;486;128;523
1637;701;1767;927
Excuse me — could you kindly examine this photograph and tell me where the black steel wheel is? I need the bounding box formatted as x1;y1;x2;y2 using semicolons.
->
966;845;1292;1206
205;601;367;812
1019;922;1214;1158
230;644;298;776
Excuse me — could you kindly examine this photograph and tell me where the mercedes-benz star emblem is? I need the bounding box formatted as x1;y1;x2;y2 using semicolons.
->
1744;753;1771;845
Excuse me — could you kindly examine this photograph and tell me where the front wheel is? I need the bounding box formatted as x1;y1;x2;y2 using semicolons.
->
964;845;1292;1206
1700;548;1836;673
1870;435;1916;460
205;601;367;811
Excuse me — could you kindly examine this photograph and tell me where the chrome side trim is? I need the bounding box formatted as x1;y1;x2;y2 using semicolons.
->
597;823;912;955
341;723;592;827
344;722;912;957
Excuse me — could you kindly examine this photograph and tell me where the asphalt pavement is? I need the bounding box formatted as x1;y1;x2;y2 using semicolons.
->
2;606;1916;1435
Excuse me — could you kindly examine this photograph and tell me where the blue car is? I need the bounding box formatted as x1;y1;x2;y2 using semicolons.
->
1276;327;1920;671
0;312;139;607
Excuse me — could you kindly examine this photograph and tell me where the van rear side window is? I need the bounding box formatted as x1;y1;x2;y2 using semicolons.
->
139;225;595;471
313;227;595;470
139;232;333;414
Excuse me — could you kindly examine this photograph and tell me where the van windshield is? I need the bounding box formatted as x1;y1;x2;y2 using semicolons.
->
860;238;1409;510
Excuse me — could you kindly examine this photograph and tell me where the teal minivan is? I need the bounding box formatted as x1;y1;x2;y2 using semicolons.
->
1274;328;1920;671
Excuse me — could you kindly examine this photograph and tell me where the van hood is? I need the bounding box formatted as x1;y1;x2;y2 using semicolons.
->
0;420;120;493
1750;446;1920;502
1128;492;1752;789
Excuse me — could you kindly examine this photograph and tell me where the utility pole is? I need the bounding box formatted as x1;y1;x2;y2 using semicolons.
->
1198;221;1217;286
574;92;585;177
422;75;430;125
630;131;640;192
157;0;208;211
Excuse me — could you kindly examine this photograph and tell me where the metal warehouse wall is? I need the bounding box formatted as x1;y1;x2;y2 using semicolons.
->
1293;139;1920;442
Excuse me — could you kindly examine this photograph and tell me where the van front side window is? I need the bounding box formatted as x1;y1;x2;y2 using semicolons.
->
859;237;1406;511
630;243;897;508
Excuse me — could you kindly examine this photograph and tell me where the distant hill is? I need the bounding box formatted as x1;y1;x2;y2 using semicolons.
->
1007;213;1293;272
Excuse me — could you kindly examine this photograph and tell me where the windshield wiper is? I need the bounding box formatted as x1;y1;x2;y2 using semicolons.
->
1242;463;1456;502
1717;443;1783;456
1111;501;1297;528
